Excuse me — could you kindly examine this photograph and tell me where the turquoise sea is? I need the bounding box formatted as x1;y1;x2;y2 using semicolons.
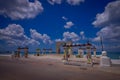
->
0;52;120;59
25;52;120;59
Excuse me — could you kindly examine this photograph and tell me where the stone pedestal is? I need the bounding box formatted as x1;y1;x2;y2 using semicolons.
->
100;51;111;67
93;49;96;57
68;48;72;55
78;49;84;58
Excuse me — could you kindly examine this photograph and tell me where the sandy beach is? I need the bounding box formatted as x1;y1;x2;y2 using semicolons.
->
0;54;120;80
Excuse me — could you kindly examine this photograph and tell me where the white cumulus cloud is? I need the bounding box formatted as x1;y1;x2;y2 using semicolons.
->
30;29;43;40
55;39;62;42
55;31;88;42
47;0;62;5
63;31;80;42
92;0;120;51
64;21;74;29
92;0;120;27
93;26;120;43
47;0;84;6
0;24;40;46
0;0;43;20
30;29;53;44
67;0;84;6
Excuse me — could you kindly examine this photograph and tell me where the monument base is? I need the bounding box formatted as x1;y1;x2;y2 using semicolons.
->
100;56;111;67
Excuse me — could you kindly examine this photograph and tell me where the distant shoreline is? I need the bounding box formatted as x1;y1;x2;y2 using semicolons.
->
0;52;120;59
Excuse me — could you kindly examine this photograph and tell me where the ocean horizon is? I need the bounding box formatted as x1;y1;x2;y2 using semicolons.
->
0;51;120;59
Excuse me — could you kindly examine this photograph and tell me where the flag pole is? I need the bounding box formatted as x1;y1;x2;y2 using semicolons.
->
100;36;104;51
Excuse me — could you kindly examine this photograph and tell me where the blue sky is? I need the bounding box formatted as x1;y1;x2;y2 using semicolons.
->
0;0;120;52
